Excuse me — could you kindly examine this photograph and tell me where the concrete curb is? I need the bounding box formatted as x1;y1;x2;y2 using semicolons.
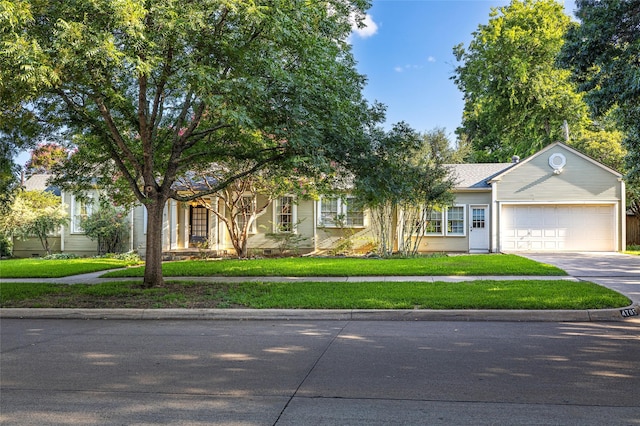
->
2;304;638;322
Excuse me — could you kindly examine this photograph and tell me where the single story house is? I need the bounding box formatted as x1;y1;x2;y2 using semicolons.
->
12;142;626;257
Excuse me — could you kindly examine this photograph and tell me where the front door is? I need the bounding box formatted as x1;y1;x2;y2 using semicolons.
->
469;206;489;252
189;205;209;246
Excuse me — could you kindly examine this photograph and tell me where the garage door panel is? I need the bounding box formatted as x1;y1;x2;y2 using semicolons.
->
501;205;614;251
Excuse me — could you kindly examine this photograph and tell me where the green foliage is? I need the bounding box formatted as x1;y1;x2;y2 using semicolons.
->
43;253;80;260
453;0;590;161
265;220;309;256
353;123;454;256
81;198;128;255
0;232;12;257
98;250;142;263
0;190;68;255
559;0;640;188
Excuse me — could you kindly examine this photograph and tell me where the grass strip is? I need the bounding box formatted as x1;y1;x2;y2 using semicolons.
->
1;280;628;310
0;258;142;278
100;254;566;278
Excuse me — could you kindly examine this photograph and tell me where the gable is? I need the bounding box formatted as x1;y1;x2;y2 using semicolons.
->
491;143;622;202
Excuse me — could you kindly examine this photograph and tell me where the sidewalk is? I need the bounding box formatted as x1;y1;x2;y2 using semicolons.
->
2;270;638;322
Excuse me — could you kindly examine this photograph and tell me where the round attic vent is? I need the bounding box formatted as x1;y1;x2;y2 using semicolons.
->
548;153;566;174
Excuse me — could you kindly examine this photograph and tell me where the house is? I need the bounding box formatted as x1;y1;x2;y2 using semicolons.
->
11;175;146;258
11;142;626;257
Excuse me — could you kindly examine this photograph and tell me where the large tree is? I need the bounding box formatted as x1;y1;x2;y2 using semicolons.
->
452;0;591;162
1;0;377;287
558;0;640;187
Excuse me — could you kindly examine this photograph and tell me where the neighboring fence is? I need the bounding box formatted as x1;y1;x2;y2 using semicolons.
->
628;214;640;245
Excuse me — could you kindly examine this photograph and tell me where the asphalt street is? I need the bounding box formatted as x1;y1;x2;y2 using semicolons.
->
1;318;639;425
1;252;639;424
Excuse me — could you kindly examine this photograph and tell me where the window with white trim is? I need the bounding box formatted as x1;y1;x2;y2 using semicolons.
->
71;195;93;233
318;196;364;227
274;196;296;233
447;206;465;236
424;205;466;236
424;208;443;234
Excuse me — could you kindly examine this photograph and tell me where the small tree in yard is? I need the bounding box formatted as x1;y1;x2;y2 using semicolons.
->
0;190;68;256
354;123;454;257
81;198;128;255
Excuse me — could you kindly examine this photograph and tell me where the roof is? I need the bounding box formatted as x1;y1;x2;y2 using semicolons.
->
22;174;61;196
446;163;514;189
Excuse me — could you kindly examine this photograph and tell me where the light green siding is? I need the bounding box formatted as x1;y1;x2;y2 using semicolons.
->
495;147;621;202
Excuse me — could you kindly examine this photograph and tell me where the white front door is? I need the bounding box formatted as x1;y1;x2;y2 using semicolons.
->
469;206;489;252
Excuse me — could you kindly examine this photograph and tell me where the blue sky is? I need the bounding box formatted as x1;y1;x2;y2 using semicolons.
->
349;0;577;139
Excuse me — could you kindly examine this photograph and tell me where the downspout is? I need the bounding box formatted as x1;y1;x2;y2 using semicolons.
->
491;181;498;253
620;179;626;251
129;206;134;252
313;199;318;253
60;191;65;252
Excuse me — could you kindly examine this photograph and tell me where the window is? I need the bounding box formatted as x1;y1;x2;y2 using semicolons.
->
274;196;296;232
424;209;443;234
447;206;465;235
424;205;466;236
320;197;339;226
318;196;364;227
71;195;93;233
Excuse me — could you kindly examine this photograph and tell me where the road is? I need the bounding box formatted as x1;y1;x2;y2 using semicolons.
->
2;319;639;425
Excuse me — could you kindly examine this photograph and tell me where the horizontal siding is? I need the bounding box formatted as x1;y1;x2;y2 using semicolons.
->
496;148;621;202
416;236;468;252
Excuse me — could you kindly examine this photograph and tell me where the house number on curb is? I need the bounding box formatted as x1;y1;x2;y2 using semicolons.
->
620;308;638;317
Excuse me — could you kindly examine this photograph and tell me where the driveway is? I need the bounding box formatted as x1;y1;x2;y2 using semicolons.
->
519;252;640;306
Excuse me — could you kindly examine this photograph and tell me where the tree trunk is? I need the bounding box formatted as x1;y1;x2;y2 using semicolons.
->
143;199;166;288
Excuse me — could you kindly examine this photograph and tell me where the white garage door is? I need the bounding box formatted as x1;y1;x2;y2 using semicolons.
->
501;205;615;251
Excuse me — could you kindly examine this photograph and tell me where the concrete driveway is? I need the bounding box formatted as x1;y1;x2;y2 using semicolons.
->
519;252;640;306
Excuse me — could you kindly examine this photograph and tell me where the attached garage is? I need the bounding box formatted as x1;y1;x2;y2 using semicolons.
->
500;204;616;251
488;142;625;253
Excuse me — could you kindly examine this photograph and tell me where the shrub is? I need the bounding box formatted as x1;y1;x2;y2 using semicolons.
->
81;199;128;255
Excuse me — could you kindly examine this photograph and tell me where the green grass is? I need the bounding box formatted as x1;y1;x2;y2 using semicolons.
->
0;280;629;310
101;254;566;278
625;244;640;255
0;258;142;278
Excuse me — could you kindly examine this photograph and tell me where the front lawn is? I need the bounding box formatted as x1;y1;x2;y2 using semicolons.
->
101;254;566;278
0;280;629;310
0;257;142;278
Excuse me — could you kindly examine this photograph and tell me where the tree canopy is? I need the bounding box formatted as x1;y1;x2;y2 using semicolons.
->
1;0;378;286
452;0;590;162
558;0;640;186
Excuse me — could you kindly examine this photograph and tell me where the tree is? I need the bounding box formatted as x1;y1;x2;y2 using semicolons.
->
81;197;128;255
1;1;56;212
452;0;591;162
558;0;640;216
2;0;377;287
423;128;472;164
0;190;68;255
353;123;454;257
25;143;69;177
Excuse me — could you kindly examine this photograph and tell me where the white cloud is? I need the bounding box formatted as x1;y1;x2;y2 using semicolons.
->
427;56;436;63
351;13;378;39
